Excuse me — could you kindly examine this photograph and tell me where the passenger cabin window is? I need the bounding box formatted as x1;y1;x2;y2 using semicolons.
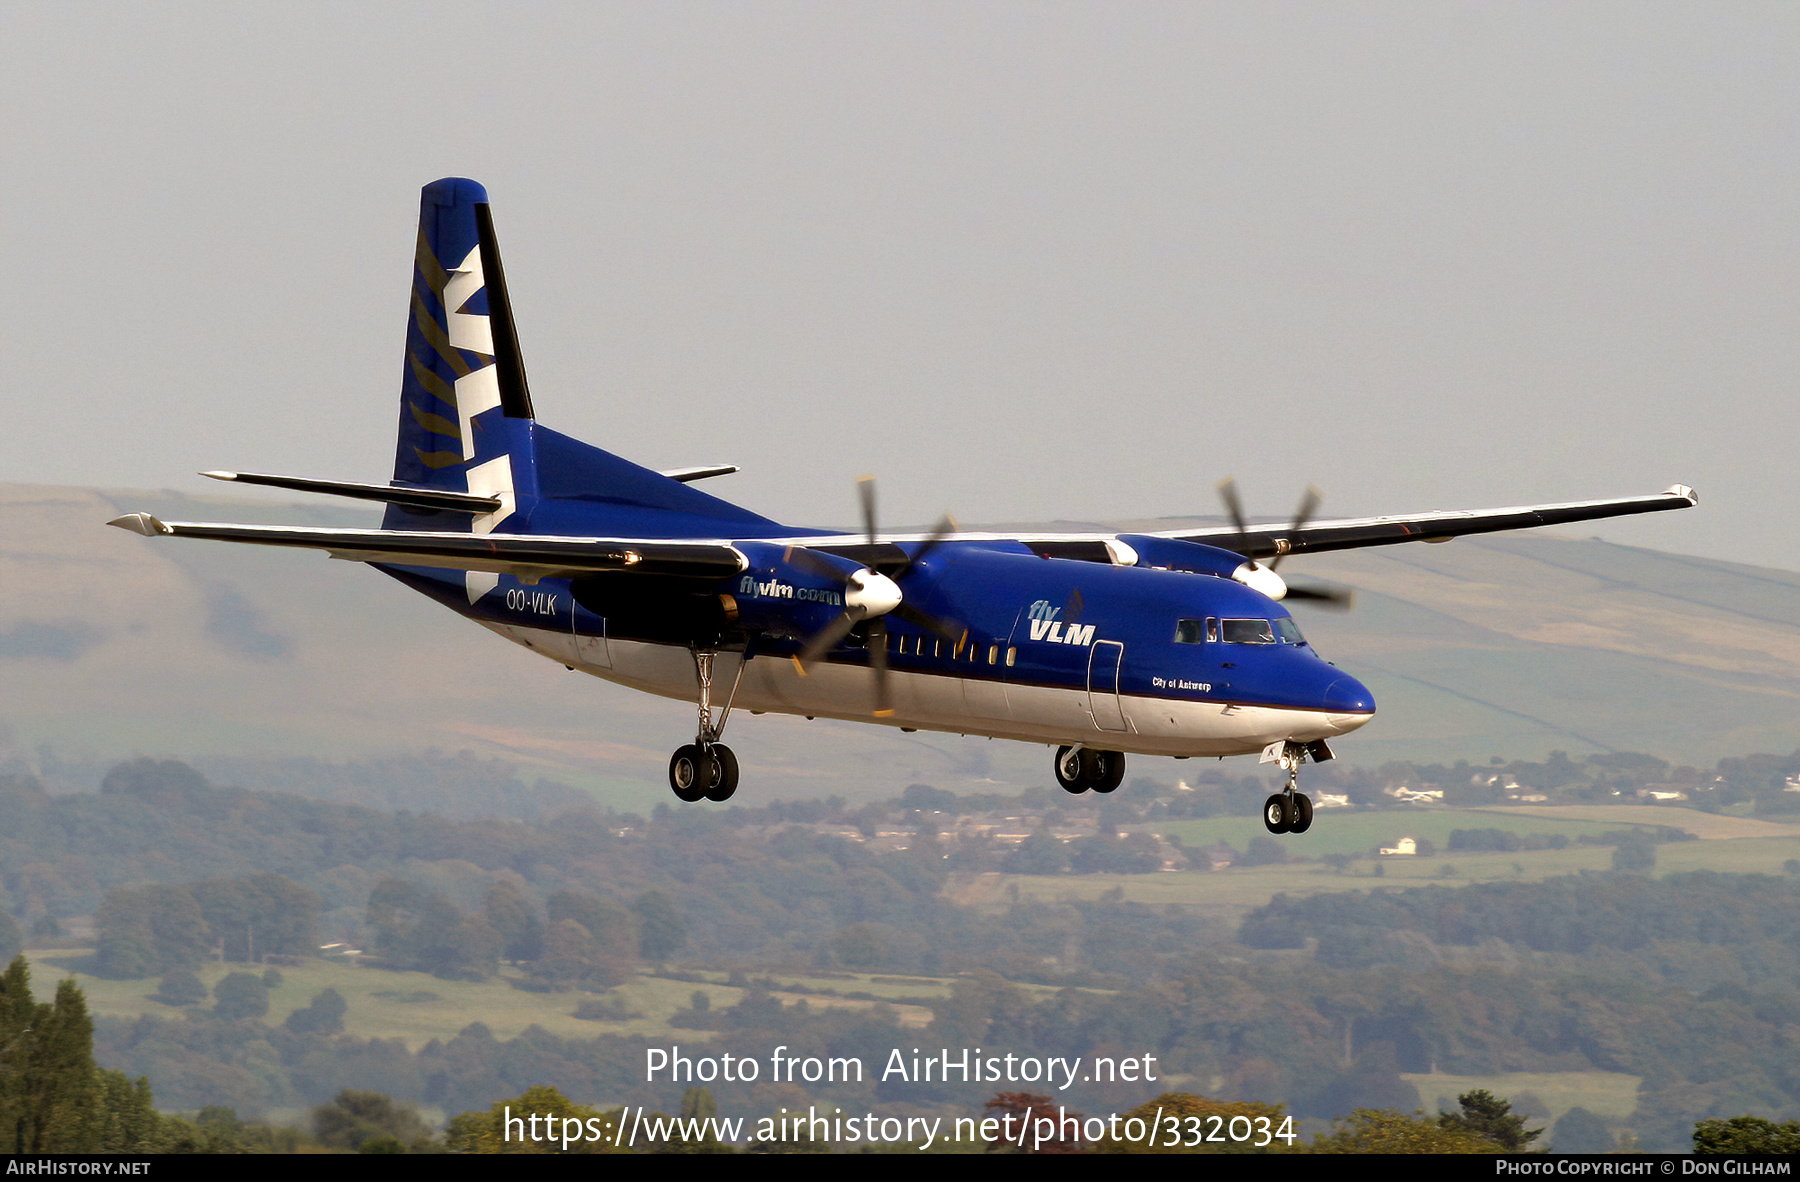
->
1220;618;1276;645
1174;619;1205;645
1274;618;1306;645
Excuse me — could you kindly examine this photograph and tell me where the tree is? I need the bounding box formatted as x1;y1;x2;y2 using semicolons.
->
284;987;348;1035
0;913;20;965
542;892;637;985
445;1084;627;1154
153;968;206;1007
93;884;208;978
312;1088;434;1152
211;970;269;1021
368;881;500;979
1693;1115;1800;1155
191;872;321;962
1001;829;1070;875
484;880;544;962
1438;1090;1541;1151
631;890;686;961
981;1092;1083;1153
1612;838;1656;872
1089;1092;1289;1154
1313;1109;1502;1153
0;957;163;1152
1551;1107;1614;1154
98;758;208;801
1242;835;1291;867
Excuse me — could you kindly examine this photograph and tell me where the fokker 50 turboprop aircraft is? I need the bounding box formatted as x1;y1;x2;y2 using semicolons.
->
109;179;1697;834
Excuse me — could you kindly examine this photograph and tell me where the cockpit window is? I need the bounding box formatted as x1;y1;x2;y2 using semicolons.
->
1274;618;1305;645
1221;618;1276;645
1174;619;1205;644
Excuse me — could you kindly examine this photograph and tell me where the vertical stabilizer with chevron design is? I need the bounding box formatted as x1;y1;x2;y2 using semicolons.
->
387;178;537;533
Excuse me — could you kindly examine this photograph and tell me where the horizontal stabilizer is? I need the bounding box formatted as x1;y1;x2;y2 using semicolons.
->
658;465;739;484
202;471;502;513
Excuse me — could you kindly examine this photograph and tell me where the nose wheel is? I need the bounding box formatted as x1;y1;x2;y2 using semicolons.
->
1053;746;1125;794
667;647;748;803
1260;739;1327;834
1262;790;1313;834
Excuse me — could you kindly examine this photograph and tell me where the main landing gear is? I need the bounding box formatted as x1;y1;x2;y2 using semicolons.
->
668;648;748;803
1054;745;1125;795
1261;739;1330;834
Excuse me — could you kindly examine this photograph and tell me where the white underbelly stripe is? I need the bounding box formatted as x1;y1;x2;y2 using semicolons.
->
481;624;1371;757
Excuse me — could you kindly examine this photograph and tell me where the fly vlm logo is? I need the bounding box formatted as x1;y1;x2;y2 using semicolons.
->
1026;599;1095;647
738;576;841;606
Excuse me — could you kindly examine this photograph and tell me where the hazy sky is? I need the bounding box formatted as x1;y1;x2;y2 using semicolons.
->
5;4;1795;567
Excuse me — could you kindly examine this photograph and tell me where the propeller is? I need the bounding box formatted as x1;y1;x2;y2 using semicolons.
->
787;476;965;715
1216;478;1354;610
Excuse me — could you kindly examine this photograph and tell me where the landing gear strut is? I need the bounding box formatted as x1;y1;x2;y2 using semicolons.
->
668;647;749;803
1053;745;1125;795
1261;739;1329;834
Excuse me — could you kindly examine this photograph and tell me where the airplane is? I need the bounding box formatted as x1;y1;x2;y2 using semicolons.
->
107;178;1698;835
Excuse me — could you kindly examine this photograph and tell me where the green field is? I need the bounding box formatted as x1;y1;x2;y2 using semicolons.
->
22;953;957;1051
1157;805;1692;858
953;806;1800;920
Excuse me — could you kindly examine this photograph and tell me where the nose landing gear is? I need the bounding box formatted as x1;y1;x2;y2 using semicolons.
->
1260;739;1330;834
1053;745;1125;794
667;647;748;803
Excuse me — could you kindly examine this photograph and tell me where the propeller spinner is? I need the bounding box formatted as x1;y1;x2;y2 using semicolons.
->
1216;478;1354;610
786;477;963;716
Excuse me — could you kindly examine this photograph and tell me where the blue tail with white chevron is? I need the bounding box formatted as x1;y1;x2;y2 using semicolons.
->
386;178;774;540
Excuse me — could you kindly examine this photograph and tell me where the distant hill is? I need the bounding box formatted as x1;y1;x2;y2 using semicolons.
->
5;482;1798;808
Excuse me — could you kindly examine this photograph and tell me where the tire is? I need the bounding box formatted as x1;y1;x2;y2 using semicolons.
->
1092;750;1125;794
704;745;740;802
1288;793;1313;834
669;745;708;802
1054;746;1090;794
1263;794;1291;834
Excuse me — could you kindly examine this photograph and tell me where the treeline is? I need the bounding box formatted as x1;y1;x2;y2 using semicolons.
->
93;871;682;991
85;935;1800;1151
30;760;1800;996
95;873;319;977
16;937;1784;1156
361;877;676;988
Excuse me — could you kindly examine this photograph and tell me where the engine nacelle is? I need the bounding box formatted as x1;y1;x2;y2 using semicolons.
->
1113;534;1289;601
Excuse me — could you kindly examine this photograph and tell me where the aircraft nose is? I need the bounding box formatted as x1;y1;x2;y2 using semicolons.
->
1322;675;1376;732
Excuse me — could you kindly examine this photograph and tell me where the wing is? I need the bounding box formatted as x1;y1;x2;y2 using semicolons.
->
1160;485;1698;561
978;485;1697;563
106;514;746;581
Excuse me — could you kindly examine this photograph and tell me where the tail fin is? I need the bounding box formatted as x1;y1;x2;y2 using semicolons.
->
388;178;536;528
386;178;778;542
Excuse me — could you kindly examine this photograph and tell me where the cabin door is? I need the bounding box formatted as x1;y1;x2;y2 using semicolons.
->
1087;640;1127;732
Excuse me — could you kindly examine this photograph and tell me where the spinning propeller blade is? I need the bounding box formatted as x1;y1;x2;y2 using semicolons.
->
1215;478;1354;609
1269;486;1321;571
789;478;962;715
1280;581;1355;610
